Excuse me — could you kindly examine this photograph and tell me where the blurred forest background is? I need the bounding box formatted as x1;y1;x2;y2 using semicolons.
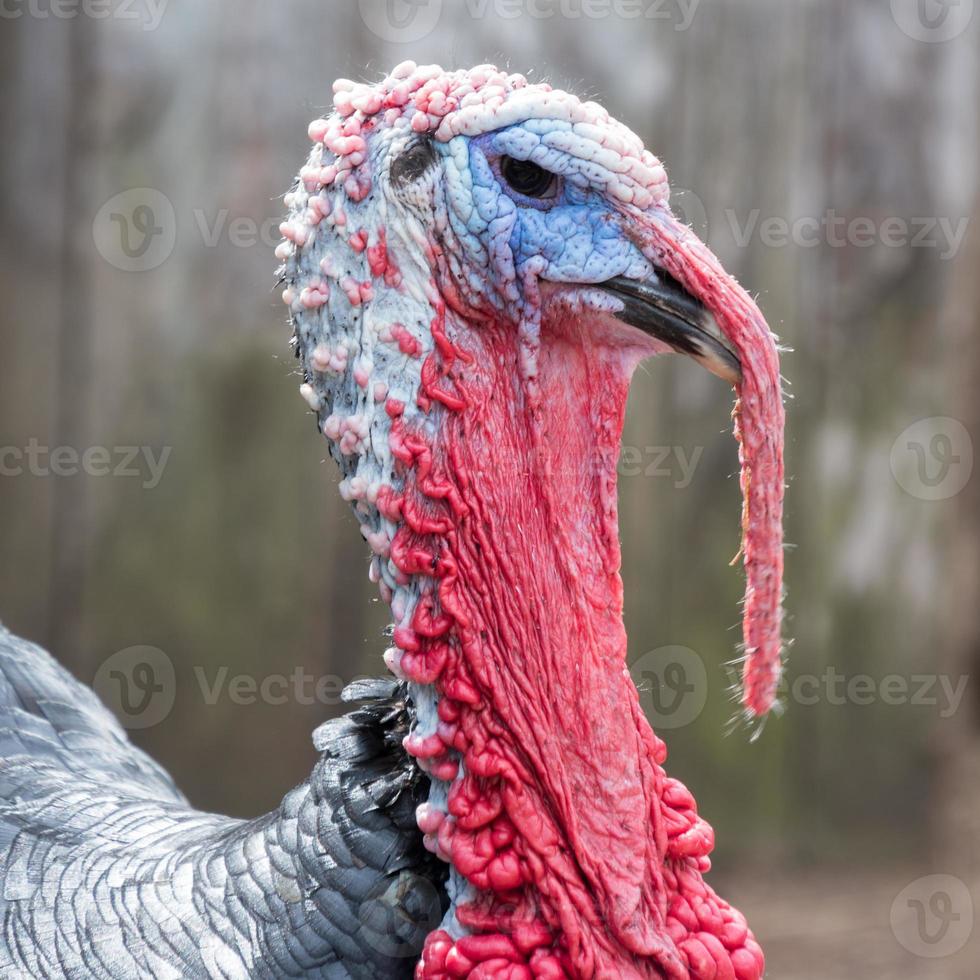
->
1;0;978;975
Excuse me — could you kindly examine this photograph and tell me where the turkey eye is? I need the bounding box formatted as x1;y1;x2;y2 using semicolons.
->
500;156;557;199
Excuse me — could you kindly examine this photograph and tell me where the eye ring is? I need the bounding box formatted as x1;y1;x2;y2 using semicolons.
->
500;156;557;199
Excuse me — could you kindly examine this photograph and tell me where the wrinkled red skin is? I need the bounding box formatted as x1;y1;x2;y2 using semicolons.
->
631;210;785;716
390;295;767;979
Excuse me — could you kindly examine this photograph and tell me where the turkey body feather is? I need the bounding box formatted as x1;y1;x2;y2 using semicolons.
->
0;625;445;979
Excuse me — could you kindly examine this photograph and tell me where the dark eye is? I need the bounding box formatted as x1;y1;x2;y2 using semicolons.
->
500;156;557;199
390;138;437;187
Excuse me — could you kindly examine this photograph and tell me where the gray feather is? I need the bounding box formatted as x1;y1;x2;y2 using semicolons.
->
0;625;446;978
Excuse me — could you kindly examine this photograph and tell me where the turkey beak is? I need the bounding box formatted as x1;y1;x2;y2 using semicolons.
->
601;273;742;385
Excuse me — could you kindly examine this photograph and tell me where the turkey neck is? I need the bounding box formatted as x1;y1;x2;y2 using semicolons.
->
393;310;682;978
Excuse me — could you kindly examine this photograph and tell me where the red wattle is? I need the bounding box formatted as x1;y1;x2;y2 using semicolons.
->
394;305;764;979
635;207;785;717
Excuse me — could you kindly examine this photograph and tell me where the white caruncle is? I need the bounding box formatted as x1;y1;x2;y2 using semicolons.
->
280;130;473;939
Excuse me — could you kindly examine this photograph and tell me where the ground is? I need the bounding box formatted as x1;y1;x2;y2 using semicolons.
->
726;866;979;979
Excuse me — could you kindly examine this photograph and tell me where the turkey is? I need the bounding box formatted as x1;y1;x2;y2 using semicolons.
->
0;63;784;979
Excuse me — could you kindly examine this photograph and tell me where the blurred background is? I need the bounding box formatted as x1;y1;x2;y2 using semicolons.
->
0;0;978;975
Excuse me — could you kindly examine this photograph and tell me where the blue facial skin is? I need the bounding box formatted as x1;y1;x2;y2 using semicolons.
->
424;126;654;319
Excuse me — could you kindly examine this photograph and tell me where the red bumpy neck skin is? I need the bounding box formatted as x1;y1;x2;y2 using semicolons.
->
395;309;765;980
